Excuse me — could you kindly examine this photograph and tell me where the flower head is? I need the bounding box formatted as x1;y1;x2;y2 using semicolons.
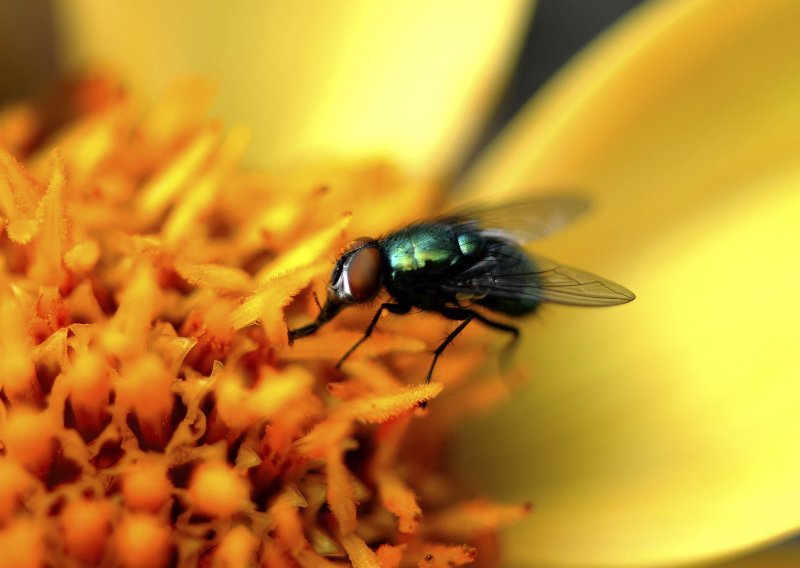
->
0;74;526;567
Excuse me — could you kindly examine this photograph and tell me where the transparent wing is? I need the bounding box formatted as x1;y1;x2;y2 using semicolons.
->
439;194;590;243
444;252;635;307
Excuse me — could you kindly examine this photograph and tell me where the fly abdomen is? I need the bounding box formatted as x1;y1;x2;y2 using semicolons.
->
456;230;482;256
464;238;542;316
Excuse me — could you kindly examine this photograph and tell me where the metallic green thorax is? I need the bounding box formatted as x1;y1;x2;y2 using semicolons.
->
382;223;476;283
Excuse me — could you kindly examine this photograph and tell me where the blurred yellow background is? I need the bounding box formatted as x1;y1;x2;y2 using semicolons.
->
53;0;530;180
2;1;799;566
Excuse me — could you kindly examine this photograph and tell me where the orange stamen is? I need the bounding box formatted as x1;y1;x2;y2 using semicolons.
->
122;461;171;513
115;514;171;568
2;407;56;478
188;462;248;518
60;498;113;564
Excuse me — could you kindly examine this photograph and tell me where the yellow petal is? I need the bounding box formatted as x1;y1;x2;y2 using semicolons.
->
0;460;36;523
246;367;313;420
54;0;532;177
0;288;37;404
0;147;41;226
371;413;421;533
375;544;405;568
213;525;258;568
64;240;100;273
0;518;45;568
136;124;220;220
256;214;350;283
716;540;800;568
230;262;325;331
376;472;421;534
102;264;161;359
29;151;68;286
336;382;443;424
327;444;358;534
282;329;426;363
340;532;381;568
60;498;113;564
162;124;251;247
413;544;476;567
114;514;171;568
188;461;249;518
175;259;253;296
457;0;800;566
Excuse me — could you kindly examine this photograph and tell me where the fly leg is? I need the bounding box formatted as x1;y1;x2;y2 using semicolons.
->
429;308;521;382
336;303;410;369
427;307;477;383
470;311;520;366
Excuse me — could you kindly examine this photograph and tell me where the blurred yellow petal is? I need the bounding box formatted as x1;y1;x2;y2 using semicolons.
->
372;413;421;534
139;78;217;151
457;0;800;566
425;499;530;541
54;0;532;177
715;540;800;568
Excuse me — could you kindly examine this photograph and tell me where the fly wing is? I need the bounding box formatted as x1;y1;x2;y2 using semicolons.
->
444;250;635;307
439;194;590;244
497;254;635;306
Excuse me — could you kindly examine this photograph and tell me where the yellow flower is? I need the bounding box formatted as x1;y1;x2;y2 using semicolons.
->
0;76;529;567
2;0;798;566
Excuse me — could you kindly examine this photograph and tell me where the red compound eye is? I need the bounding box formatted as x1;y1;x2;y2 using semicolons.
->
345;246;382;301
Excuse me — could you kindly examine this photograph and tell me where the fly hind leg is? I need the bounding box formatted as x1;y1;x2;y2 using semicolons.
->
427;307;477;383
430;308;520;382
336;302;410;369
471;311;521;370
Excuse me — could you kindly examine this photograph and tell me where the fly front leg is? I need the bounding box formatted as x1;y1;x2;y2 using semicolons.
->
336;302;410;369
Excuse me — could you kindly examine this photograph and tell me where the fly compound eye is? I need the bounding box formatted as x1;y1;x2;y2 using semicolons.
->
344;246;382;302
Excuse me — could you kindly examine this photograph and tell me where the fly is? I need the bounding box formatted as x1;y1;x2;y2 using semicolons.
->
287;195;635;382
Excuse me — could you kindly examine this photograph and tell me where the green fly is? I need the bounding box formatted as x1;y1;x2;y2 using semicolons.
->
287;195;635;382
